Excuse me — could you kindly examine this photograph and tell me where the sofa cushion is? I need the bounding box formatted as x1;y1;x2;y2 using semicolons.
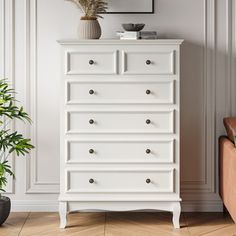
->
223;117;236;144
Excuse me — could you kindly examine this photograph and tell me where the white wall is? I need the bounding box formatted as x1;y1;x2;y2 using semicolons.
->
0;0;235;212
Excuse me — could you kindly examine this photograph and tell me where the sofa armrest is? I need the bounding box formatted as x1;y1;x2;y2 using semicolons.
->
220;136;236;223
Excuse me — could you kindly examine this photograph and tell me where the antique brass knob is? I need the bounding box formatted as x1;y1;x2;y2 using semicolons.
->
89;60;94;65
89;119;94;124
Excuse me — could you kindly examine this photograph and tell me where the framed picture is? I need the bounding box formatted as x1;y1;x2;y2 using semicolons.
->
105;0;154;14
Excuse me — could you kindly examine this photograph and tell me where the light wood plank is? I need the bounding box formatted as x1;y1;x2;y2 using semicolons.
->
105;212;189;236
184;212;234;236
0;212;29;236
19;212;105;236
202;224;236;236
0;212;235;236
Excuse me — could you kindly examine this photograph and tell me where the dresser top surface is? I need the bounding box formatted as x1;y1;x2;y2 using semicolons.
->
58;39;184;45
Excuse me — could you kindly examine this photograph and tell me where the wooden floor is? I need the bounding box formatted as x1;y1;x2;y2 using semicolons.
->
0;212;236;236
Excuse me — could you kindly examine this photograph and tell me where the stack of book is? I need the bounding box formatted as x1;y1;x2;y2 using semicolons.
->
116;31;157;40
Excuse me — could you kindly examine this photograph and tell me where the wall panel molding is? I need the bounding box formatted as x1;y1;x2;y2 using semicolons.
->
205;0;217;194
7;0;226;210
231;0;236;115
226;0;233;117
0;0;15;194
25;0;59;193
181;0;218;198
23;0;220;199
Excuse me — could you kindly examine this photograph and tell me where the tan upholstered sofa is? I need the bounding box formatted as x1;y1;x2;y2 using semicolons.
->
220;117;236;223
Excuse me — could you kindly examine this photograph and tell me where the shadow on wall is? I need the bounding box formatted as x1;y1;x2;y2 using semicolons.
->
179;37;234;200
180;40;209;196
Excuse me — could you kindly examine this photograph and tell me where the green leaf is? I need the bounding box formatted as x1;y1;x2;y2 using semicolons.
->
0;165;4;176
0;78;34;192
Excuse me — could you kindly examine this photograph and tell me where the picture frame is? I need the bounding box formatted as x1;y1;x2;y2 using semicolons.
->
104;0;154;14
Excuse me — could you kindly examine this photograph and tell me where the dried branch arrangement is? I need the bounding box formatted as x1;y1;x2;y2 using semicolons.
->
66;0;108;20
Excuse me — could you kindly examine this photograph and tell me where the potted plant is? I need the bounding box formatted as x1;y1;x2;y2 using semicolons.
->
66;0;107;39
0;79;34;225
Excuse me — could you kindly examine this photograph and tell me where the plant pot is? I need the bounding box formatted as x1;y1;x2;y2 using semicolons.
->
0;196;10;226
78;19;101;39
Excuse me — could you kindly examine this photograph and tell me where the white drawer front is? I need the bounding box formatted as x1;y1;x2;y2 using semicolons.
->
66;140;174;163
66;169;174;193
66;110;174;134
66;81;174;104
66;51;118;75
122;51;175;75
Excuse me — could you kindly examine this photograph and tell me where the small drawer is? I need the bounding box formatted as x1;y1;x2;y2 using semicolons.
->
66;140;175;164
66;110;174;134
122;50;175;75
65;50;118;75
66;169;174;193
66;81;174;104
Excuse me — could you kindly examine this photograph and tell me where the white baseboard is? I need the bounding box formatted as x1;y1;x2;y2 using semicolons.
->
182;201;223;212
11;200;223;212
11;200;59;212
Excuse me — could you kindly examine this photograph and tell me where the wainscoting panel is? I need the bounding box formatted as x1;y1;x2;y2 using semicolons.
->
25;0;60;193
180;0;218;198
0;0;15;194
231;0;236;115
1;0;235;211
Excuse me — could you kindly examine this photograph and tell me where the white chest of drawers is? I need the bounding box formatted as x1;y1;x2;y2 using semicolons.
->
59;39;183;229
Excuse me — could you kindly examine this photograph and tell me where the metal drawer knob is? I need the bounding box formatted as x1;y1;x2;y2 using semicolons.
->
146;149;151;154
146;89;151;95
89;149;94;154
89;178;94;184
89;119;94;124
89;60;94;65
146;60;151;65
146;178;151;184
89;89;94;95
146;119;151;124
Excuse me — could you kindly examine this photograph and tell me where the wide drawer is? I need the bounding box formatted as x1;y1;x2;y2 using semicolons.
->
66;110;174;134
65;50;118;75
66;140;174;163
122;50;175;75
66;169;174;193
66;81;174;104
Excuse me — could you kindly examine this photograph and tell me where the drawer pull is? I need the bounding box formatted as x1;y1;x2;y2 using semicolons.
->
146;149;151;154
146;89;151;95
89;178;94;184
146;60;151;65
89;89;94;95
146;178;151;184
89;60;94;65
89;149;94;154
146;119;151;124
89;119;94;124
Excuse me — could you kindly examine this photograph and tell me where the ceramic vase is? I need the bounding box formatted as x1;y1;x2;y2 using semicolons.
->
78;19;101;39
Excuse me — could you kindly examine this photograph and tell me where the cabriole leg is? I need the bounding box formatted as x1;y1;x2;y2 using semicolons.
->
59;201;68;228
172;202;181;229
